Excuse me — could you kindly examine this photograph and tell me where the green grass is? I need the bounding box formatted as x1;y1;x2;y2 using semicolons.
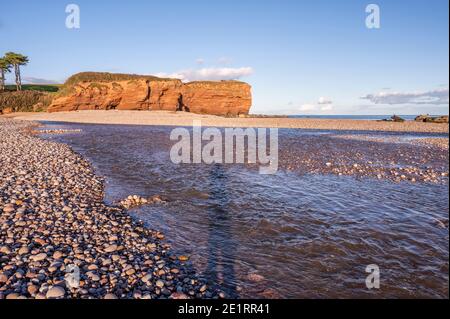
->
56;72;176;97
186;80;248;86
5;84;61;93
64;72;173;87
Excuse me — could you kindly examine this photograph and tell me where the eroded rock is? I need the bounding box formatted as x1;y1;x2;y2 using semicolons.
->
47;73;252;116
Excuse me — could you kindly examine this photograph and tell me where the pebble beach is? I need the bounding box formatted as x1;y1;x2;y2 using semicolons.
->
1;113;449;299
10;110;450;133
0;118;215;299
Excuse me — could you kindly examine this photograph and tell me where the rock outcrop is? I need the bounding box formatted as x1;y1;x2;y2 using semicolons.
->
182;81;252;116
415;114;449;124
48;73;252;116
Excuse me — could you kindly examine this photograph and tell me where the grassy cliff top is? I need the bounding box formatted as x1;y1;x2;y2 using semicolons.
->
56;72;250;97
63;72;175;86
57;72;176;97
185;80;249;86
64;72;248;86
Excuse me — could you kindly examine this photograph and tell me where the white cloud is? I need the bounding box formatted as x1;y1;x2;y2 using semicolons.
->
320;104;333;111
154;67;254;82
297;97;334;113
361;88;449;105
195;58;205;65
299;104;317;112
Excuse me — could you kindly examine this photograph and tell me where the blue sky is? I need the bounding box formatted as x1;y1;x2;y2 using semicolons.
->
1;0;448;115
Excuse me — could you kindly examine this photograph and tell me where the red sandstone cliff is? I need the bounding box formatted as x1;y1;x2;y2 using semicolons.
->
182;81;252;116
48;73;252;116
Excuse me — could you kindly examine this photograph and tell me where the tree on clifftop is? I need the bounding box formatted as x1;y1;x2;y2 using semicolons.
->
4;52;29;91
0;57;11;91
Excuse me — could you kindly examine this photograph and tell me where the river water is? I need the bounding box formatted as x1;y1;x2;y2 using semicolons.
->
40;122;449;298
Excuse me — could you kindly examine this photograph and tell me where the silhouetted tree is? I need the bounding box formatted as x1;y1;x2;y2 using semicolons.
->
4;52;29;91
0;57;11;91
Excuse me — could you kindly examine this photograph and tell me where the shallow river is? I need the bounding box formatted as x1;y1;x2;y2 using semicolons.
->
41;122;449;298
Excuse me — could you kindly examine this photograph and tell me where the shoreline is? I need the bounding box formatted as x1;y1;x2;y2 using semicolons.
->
0;118;216;299
34;116;449;298
7;110;449;133
1;117;448;299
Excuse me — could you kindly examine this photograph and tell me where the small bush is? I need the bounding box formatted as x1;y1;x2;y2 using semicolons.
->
0;91;55;113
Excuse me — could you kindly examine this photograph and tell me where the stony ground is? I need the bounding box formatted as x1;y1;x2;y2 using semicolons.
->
10;110;450;133
0;119;216;299
278;133;449;184
329;134;449;150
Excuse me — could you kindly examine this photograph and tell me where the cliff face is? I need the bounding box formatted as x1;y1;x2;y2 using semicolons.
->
48;75;252;116
182;82;252;116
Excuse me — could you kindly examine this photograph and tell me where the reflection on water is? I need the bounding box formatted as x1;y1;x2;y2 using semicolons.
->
206;164;237;297
41;122;449;298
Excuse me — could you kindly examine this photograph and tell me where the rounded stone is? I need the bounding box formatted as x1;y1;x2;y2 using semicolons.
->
0;273;8;283
2;205;15;213
53;251;63;259
125;268;136;276
170;292;189;299
104;244;118;253
31;253;47;262
141;274;152;284
0;246;11;255
46;286;66;299
27;285;39;296
18;246;29;255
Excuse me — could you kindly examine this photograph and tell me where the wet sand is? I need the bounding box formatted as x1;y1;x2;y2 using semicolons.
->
8;110;449;133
